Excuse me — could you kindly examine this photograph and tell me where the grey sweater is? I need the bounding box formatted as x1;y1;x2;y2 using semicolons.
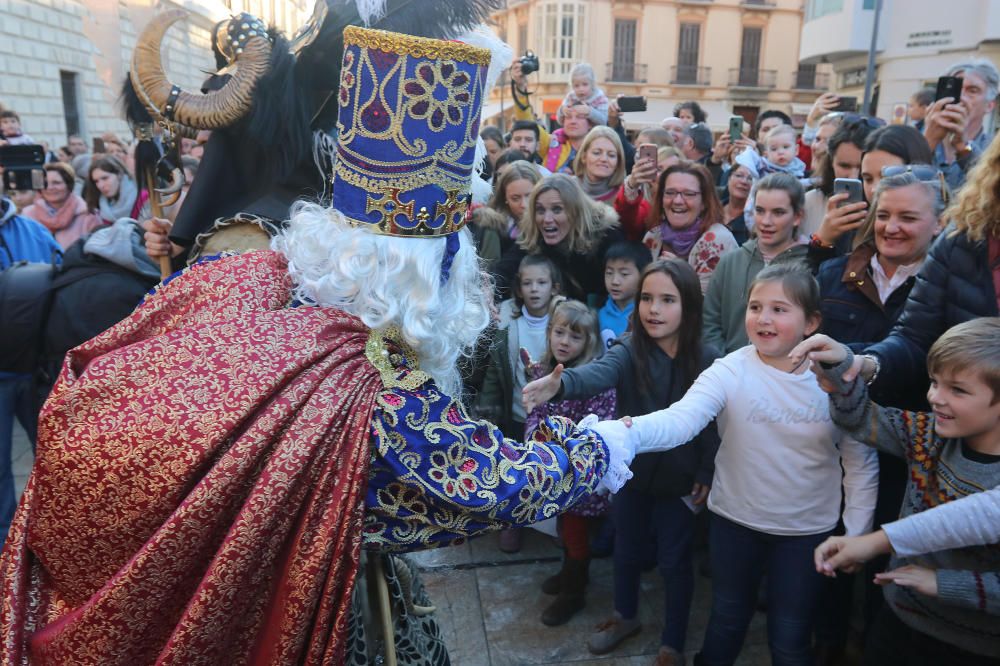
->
824;350;1000;657
702;240;809;354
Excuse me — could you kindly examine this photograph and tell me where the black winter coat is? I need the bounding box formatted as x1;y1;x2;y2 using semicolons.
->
867;224;998;399
817;243;924;410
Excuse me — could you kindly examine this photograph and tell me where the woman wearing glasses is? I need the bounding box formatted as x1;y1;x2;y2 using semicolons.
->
642;162;737;294
22;163;102;249
813;169;947;659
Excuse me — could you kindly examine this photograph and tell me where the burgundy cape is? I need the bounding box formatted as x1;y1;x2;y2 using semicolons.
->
0;251;382;665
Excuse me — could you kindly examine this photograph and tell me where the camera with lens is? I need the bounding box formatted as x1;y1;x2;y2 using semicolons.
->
0;145;45;192
519;50;539;76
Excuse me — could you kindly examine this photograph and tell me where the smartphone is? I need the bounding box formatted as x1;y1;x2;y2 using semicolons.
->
833;178;864;206
935;75;963;102
729;116;744;142
617;95;647;113
832;96;858;113
93;137;106;154
638;142;658;166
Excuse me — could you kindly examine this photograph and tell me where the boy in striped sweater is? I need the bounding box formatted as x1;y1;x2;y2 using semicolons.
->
792;318;1000;664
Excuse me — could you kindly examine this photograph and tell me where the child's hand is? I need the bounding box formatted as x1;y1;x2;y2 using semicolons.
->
814;531;891;577
521;363;564;413
875;565;938;597
519;347;548;381
788;334;847;367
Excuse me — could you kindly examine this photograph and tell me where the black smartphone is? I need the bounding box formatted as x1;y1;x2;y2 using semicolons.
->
93;137;106;154
935;75;963;102
834;178;864;206
617;95;647;113
729;116;743;142
832;96;858;113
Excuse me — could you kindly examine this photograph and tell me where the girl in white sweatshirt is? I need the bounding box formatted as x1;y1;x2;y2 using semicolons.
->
608;264;878;666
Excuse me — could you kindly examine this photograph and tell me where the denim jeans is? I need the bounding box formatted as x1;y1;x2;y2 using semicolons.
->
612;487;696;652
0;374;37;546
696;513;831;666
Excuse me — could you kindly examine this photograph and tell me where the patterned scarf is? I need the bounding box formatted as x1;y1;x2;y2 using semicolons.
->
660;219;703;259
28;195;86;232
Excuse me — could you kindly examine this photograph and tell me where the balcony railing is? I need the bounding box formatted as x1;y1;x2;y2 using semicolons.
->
671;65;712;86
728;68;777;88
740;0;776;7
792;70;831;90
605;62;648;83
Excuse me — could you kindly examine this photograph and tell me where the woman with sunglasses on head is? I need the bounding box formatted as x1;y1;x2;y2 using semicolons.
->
812;169;947;661
823;130;1000;406
806;123;932;271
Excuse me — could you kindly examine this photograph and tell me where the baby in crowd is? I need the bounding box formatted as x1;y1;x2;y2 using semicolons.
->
796;318;1000;664
736;124;809;231
599;241;651;349
556;63;609;127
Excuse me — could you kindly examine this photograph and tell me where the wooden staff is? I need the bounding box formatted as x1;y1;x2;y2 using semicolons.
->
143;171;173;280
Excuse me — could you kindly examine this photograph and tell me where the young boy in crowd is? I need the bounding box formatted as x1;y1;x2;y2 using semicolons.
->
599;242;650;350
794;318;1000;665
0;111;36;146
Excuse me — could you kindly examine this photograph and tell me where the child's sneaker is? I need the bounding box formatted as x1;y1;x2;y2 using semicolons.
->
586;613;641;655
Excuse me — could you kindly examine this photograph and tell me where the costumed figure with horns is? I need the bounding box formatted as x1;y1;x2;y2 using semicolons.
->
0;21;636;666
126;0;510;266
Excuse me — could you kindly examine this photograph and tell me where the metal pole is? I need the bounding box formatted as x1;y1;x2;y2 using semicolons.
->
862;0;883;114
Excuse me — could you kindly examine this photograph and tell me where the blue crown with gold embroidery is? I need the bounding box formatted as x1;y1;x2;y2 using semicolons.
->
332;26;491;237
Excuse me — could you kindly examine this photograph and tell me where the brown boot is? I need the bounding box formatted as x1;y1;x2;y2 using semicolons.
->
542;554;590;595
541;557;589;626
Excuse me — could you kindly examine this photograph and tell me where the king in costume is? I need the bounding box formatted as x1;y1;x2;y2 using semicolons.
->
0;23;634;666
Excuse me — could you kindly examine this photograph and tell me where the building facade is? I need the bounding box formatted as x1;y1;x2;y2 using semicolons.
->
489;0;832;132
0;0;310;151
799;0;1000;125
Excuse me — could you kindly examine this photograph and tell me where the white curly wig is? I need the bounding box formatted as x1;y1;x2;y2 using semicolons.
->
272;202;492;396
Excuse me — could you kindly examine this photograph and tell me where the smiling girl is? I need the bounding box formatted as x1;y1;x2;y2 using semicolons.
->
602;264;878;665
521;299;614;627
523;260;721;663
704;172;809;353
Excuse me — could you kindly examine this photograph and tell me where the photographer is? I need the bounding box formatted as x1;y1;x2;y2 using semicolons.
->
923;58;999;190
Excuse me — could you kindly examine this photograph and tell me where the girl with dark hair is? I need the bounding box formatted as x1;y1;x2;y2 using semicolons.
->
858;125;934;202
674;101;707;125
523;259;720;664
84;155;149;224
644;161;737;292
603;264;878;666
800;116;883;244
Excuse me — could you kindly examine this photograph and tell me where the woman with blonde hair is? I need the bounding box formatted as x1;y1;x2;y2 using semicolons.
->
830;130;1000;406
495;173;622;304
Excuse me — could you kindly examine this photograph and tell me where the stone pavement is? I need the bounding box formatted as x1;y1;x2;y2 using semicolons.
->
410;529;772;666
11;425;772;665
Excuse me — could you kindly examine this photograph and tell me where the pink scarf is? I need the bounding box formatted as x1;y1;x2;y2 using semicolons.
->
26;195;88;232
